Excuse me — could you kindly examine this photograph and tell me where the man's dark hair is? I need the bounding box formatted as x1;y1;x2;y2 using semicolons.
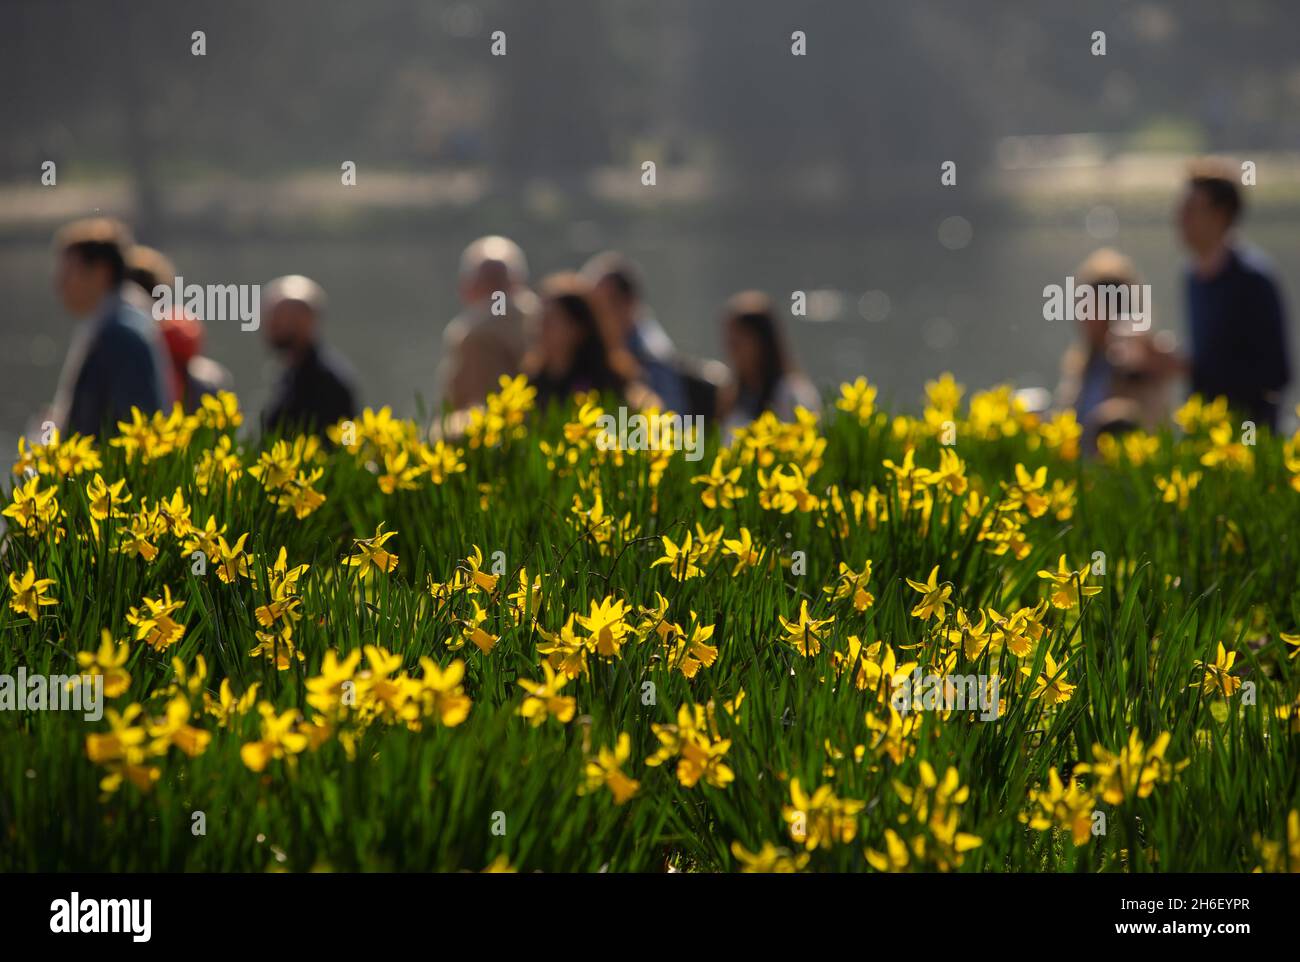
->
1188;158;1243;225
55;217;133;286
581;251;643;303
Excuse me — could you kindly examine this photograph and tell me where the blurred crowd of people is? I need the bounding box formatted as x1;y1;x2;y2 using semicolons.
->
38;158;1290;452
43;218;359;440
433;238;820;438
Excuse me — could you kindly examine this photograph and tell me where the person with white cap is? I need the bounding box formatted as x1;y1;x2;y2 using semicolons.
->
436;235;537;411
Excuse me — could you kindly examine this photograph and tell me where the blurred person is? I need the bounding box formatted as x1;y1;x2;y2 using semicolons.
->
437;235;536;411
48;218;171;439
525;273;638;409
675;354;731;423
582;251;688;413
1055;248;1180;450
1178;157;1291;430
261;275;358;435
718;290;820;432
126;245;233;413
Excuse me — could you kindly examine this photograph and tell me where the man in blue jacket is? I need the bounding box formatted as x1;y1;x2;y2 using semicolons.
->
582;251;688;414
1178;158;1292;431
49;218;171;439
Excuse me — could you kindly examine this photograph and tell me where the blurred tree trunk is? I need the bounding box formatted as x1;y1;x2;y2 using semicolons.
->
495;0;612;197
119;4;162;237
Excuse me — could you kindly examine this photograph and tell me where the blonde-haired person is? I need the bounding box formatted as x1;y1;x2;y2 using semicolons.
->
1055;248;1181;447
718;291;820;434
